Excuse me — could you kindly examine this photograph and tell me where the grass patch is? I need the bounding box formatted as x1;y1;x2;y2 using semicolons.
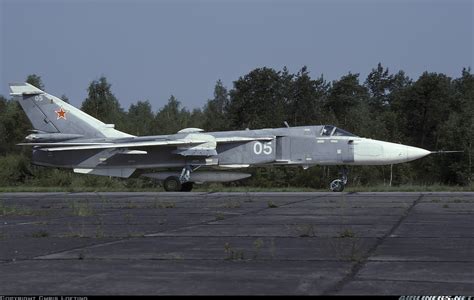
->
0;202;37;216
70;201;95;217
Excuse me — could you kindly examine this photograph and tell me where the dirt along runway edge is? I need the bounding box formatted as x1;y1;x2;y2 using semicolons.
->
0;192;473;295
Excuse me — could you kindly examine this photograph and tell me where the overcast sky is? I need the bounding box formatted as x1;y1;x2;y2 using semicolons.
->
1;0;472;110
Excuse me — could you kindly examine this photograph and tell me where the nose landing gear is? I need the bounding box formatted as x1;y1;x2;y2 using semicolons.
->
330;167;348;192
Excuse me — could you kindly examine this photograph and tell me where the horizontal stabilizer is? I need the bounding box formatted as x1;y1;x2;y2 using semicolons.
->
9;82;43;95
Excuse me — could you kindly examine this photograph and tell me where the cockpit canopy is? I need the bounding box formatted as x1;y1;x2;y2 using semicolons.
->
320;125;357;137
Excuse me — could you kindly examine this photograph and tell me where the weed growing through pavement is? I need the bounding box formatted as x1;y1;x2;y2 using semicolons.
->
124;203;138;209
154;201;176;209
70;200;95;217
338;228;356;238
66;221;86;238
253;238;264;259
31;230;49;238
0;200;36;216
123;213;134;225
295;224;316;237
331;230;364;262
450;198;468;203
215;213;225;221
267;201;278;208
269;238;276;259
224;200;242;209
95;216;105;238
224;242;245;260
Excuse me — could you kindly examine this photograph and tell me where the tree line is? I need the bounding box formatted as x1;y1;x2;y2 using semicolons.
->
0;64;472;188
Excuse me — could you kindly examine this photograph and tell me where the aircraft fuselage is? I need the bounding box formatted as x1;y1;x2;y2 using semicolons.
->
31;125;430;170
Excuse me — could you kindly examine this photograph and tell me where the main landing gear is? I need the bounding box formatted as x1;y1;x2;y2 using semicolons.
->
163;166;197;192
330;167;348;192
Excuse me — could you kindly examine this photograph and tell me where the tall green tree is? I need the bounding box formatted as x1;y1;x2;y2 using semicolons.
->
365;63;393;111
60;94;70;103
392;72;454;149
126;100;155;136
437;68;474;184
363;65;412;141
26;74;45;90
0;97;31;155
326;73;369;133
188;108;205;130
227;67;287;129
81;77;126;129
203;80;229;131
154;95;190;134
288;66;330;126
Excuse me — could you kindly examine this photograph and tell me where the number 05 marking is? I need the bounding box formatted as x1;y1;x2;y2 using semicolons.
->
253;141;272;155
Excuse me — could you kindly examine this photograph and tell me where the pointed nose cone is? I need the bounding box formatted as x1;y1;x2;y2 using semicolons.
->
405;145;431;162
352;139;432;165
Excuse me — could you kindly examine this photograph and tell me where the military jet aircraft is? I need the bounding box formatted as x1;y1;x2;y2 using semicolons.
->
10;82;432;192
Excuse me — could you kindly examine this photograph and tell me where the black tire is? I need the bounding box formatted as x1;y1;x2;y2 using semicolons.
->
330;179;345;192
163;176;182;192
180;182;194;192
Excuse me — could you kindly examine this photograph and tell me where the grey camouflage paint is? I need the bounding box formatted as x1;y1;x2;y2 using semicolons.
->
11;82;356;179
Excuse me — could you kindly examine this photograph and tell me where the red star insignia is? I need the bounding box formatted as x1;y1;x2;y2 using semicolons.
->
55;107;67;120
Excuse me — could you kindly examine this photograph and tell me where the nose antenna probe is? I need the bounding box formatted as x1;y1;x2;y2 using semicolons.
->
430;150;464;154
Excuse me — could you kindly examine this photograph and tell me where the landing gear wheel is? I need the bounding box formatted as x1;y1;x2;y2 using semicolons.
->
180;182;194;192
330;179;345;192
163;176;182;192
329;166;349;192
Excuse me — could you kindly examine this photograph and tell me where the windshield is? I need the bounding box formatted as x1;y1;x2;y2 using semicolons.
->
320;125;357;137
332;128;357;137
321;125;334;136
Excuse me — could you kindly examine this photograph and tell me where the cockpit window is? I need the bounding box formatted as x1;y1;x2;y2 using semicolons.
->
332;128;357;137
321;125;334;136
320;125;357;137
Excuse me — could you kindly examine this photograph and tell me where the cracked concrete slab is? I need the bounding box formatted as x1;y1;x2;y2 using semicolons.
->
0;192;472;295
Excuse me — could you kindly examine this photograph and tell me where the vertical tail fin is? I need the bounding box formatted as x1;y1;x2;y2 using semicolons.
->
9;83;133;139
